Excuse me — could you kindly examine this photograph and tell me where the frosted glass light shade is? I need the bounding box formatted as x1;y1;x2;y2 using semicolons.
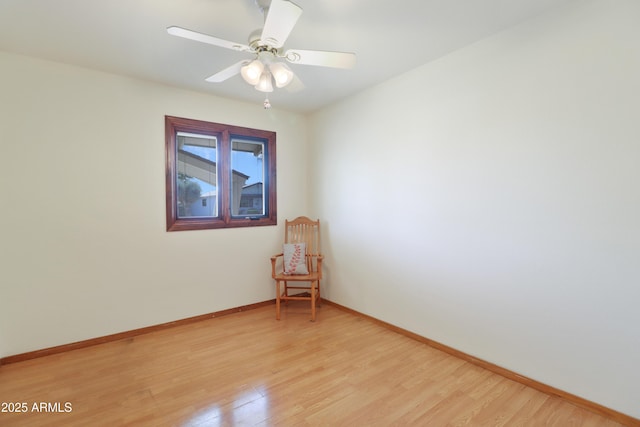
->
240;60;264;86
269;62;294;88
255;71;273;92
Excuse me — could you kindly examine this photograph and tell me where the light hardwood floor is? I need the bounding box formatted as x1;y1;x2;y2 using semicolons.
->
0;303;630;426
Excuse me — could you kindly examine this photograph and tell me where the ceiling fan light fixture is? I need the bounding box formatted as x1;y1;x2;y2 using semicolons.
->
255;70;274;93
269;62;294;88
240;59;264;85
167;0;357;108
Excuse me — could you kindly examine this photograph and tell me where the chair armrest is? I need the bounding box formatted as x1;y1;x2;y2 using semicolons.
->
271;253;283;277
304;254;325;279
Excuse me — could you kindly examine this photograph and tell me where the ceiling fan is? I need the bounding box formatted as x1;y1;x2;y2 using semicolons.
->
167;0;356;107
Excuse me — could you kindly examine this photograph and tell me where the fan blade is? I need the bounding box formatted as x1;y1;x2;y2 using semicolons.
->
260;0;302;48
167;26;250;52
285;73;305;93
205;61;248;83
284;49;356;69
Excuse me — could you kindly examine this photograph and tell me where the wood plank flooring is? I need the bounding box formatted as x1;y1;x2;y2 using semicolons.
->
0;303;629;426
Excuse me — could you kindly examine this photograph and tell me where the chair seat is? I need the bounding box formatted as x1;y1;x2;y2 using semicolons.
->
272;271;321;281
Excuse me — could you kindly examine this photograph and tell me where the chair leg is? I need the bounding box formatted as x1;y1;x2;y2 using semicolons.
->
283;280;288;305
310;280;317;322
275;280;281;320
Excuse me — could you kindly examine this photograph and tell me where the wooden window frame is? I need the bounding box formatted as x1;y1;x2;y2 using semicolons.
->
165;116;277;231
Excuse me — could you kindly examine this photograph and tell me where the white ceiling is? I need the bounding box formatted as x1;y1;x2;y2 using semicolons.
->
0;0;573;113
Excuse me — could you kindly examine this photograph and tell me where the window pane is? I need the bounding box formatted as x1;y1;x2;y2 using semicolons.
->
231;138;265;217
176;132;217;218
166;115;276;231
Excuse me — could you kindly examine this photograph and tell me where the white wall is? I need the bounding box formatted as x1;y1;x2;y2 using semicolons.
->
0;51;308;357
309;0;640;419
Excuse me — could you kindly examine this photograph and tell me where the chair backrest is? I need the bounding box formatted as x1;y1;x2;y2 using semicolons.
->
284;216;321;272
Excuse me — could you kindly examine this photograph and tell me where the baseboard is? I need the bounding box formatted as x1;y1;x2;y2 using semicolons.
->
322;299;640;427
0;299;275;366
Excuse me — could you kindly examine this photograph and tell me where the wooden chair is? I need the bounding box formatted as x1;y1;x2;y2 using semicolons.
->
271;216;323;321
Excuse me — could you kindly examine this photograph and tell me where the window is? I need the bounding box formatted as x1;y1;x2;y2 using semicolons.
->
165;116;277;231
